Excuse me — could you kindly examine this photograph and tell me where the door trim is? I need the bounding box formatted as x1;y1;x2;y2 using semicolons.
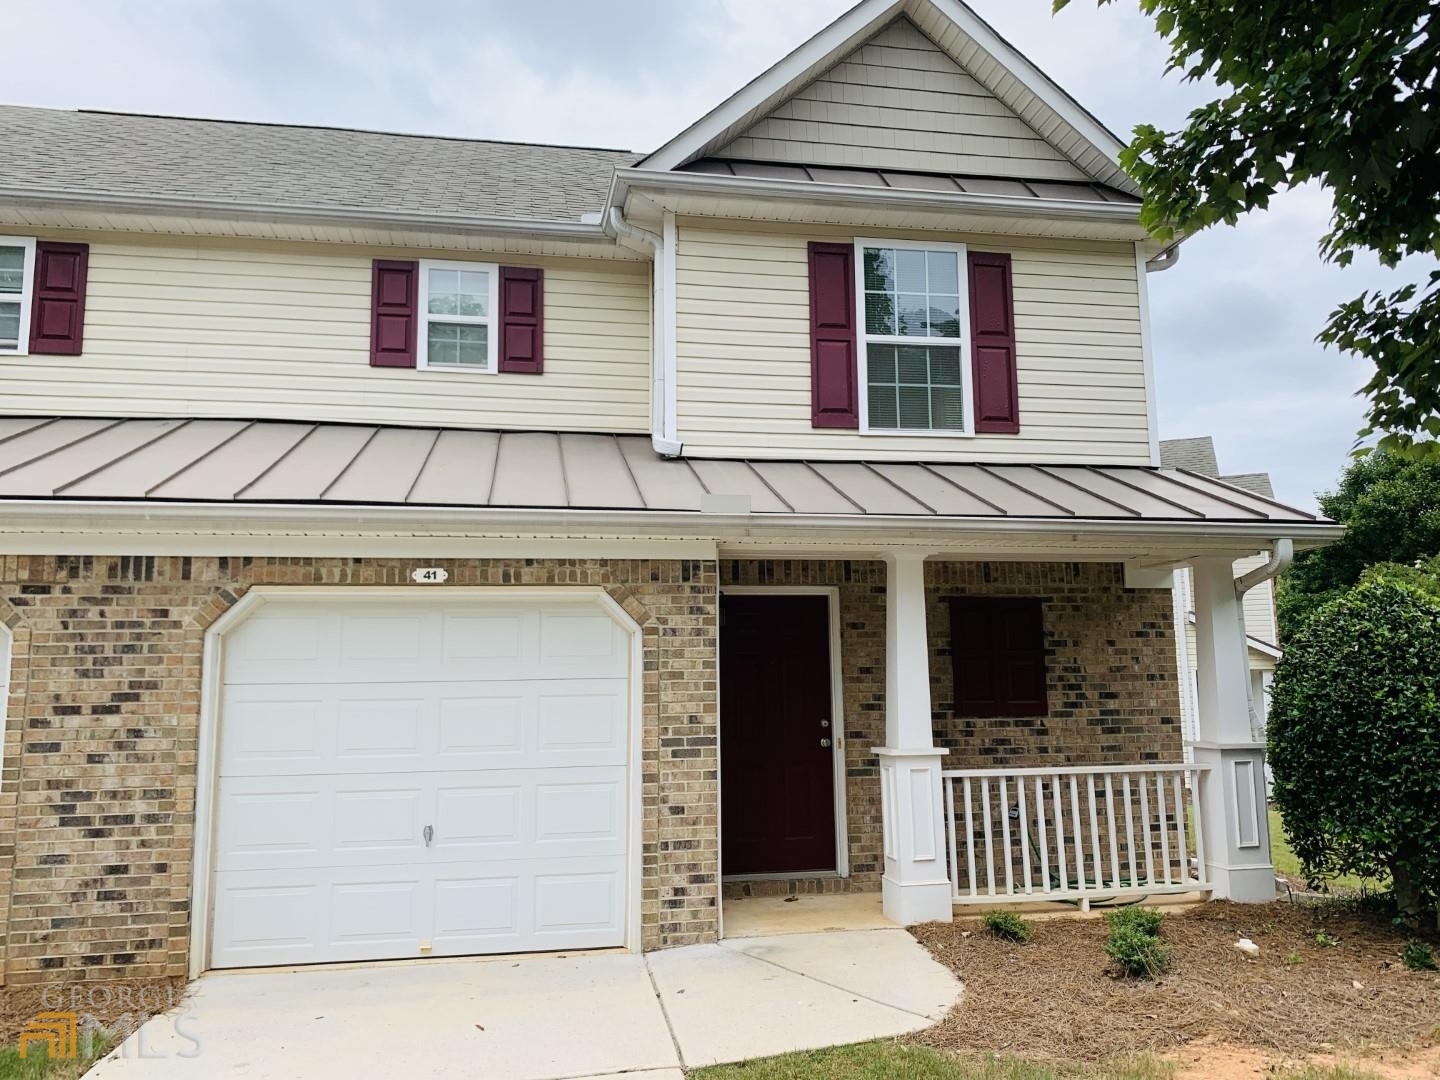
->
189;585;645;977
718;586;849;881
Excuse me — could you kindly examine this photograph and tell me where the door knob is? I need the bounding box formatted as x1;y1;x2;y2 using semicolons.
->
819;738;832;748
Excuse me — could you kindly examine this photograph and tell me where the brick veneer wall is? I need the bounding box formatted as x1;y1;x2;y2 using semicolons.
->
0;555;718;985
719;559;1180;899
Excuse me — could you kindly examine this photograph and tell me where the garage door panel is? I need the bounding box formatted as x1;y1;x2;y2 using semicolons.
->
212;597;632;969
535;683;627;764
431;875;521;952
335;696;425;762
210;875;328;969
533;867;624;946
221;692;329;771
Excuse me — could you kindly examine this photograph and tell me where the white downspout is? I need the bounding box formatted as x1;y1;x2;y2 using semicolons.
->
1233;538;1293;739
607;206;682;457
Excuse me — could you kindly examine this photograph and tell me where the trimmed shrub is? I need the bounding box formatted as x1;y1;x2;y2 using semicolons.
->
1105;925;1172;978
981;910;1033;943
1104;906;1165;938
1268;565;1440;929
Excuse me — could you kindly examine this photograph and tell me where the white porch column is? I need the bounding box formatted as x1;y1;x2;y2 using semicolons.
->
875;551;952;925
1190;556;1275;901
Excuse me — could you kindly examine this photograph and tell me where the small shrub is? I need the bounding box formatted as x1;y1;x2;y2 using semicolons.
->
1400;939;1437;971
1105;906;1165;937
1314;931;1340;948
981;910;1032;943
1105;924;1172;978
1285;950;1304;966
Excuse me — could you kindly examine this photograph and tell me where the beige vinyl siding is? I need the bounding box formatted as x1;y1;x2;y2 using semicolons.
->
673;218;1151;464
718;19;1088;181
0;236;651;433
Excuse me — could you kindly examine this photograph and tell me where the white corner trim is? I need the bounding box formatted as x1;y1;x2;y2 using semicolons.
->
719;585;851;879
1134;242;1161;467
660;212;680;449
189;585;648;976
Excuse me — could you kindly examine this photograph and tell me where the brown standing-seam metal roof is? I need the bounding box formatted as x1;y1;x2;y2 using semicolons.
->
0;418;1331;526
679;159;1139;204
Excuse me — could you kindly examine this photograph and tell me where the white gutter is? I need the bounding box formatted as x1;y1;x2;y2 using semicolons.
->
1235;538;1293;596
606;206;681;457
1232;537;1294;738
0;186;616;245
1144;241;1182;273
0;500;1344;546
610;168;1147;232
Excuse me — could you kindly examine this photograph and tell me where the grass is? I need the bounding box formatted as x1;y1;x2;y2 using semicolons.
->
689;1041;1176;1079
1268;808;1382;893
0;1031;112;1080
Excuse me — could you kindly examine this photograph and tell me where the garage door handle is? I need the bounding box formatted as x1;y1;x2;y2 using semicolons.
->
423;825;434;847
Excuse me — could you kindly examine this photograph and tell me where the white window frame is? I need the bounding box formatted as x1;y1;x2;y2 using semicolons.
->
416;257;501;374
853;236;974;437
0;236;37;356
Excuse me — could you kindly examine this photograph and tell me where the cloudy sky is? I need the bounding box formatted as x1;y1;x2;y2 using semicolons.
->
4;0;1419;509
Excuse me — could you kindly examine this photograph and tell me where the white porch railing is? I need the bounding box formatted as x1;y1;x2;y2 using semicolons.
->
942;763;1213;906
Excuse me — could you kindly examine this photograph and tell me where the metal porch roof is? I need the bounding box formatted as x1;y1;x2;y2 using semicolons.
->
0;418;1328;528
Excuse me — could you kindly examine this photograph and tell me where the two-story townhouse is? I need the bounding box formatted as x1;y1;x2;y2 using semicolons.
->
0;0;1339;987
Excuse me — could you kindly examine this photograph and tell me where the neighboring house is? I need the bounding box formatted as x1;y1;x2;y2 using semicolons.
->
0;0;1341;988
1160;437;1283;753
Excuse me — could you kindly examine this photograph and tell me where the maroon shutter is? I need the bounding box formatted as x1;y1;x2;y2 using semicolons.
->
370;260;418;368
498;266;544;374
967;251;1019;434
950;597;1048;718
29;242;89;355
807;241;859;428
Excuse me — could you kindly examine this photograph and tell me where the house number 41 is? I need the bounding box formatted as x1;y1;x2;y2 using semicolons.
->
411;567;449;584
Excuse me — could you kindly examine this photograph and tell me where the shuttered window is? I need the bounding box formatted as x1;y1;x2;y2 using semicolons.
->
418;260;500;372
857;240;969;433
949;596;1049;718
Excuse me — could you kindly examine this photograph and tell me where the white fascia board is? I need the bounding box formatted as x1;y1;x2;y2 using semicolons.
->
613;169;1144;234
0;499;1345;554
637;0;907;172
0;187;616;248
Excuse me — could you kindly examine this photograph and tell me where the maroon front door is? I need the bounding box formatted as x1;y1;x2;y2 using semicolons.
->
720;594;837;875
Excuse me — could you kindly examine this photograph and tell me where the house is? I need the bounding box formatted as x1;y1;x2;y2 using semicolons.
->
0;0;1341;987
1160;437;1283;753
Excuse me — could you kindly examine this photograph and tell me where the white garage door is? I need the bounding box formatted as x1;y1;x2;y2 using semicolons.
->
209;597;633;969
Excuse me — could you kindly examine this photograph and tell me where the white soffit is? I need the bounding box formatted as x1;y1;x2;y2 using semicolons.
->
635;0;1135;195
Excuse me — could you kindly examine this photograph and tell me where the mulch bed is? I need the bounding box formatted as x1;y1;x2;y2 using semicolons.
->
0;976;188;1046
909;900;1440;1062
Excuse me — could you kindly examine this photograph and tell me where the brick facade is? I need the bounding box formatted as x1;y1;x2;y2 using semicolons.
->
719;559;1180;899
0;556;718;985
0;553;1178;982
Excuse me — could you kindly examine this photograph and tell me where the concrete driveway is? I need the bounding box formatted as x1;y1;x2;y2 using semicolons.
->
86;928;961;1079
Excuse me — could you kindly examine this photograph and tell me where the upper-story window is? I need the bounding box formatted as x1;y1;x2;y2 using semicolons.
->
418;259;500;372
0;237;36;354
857;239;971;434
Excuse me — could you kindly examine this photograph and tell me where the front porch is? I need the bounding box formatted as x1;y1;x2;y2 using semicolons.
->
715;551;1277;930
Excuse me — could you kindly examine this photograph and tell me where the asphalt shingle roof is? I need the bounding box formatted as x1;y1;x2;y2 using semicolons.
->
0;105;638;223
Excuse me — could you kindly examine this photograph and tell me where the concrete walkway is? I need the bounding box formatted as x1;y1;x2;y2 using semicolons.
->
86;929;960;1079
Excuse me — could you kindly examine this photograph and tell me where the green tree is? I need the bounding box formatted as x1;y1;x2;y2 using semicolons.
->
1056;0;1440;454
1277;452;1440;637
1267;567;1440;927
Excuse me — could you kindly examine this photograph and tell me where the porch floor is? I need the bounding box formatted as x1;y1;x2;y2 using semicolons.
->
723;891;897;938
